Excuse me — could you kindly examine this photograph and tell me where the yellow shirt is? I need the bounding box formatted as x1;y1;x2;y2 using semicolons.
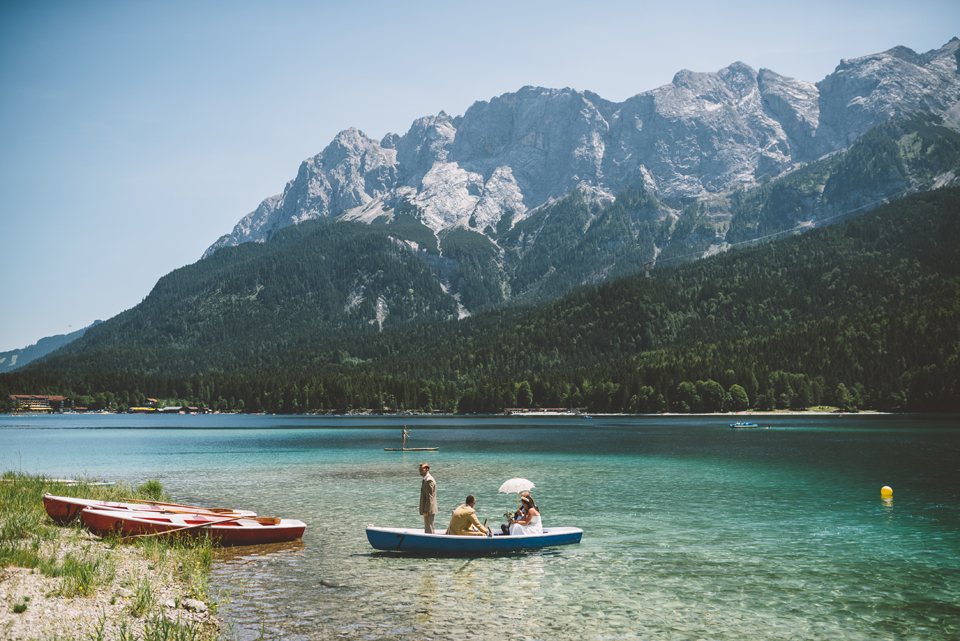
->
445;504;487;536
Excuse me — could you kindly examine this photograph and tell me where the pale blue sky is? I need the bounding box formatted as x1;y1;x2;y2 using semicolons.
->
1;0;957;352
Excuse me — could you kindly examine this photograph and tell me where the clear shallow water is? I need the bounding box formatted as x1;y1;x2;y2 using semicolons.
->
2;413;959;639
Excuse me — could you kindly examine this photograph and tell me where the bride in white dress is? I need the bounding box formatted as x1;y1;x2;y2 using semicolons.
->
508;495;542;535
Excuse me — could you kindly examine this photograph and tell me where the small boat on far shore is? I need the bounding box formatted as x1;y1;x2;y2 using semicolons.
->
729;422;759;428
81;508;306;546
43;493;256;524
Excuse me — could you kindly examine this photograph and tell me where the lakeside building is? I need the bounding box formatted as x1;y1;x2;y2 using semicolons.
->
504;407;582;415
8;394;73;413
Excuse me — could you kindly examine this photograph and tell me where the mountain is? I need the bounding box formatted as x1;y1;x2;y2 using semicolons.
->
22;115;960;381
205;38;960;266
12;188;959;414
15;39;960;385
0;322;100;374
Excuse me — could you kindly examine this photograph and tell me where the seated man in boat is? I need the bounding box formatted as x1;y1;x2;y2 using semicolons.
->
445;495;489;536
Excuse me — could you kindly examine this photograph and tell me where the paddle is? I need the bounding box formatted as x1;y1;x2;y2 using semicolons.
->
155;507;248;517
122;497;239;512
121;515;282;540
120;514;250;540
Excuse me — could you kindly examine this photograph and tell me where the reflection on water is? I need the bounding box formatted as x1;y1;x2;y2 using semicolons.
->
212;540;306;564
3;414;960;639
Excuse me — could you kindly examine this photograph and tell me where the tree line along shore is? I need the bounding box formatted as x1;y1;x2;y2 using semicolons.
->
3;188;958;416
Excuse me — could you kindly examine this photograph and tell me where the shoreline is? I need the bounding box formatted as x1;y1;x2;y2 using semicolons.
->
0;479;222;641
1;534;221;641
5;407;889;418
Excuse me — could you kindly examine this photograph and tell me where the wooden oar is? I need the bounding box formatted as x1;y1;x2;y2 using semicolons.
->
120;515;282;540
120;514;250;540
122;497;239;512
154;507;248;517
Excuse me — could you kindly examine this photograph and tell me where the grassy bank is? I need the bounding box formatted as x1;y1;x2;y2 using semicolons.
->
0;472;221;640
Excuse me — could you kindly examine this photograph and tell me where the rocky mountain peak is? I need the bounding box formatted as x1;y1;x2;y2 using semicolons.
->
204;38;960;259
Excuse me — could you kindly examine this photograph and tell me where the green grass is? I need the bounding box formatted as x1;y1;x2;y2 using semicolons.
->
0;471;172;548
1;472;219;639
136;479;166;501
135;532;215;604
142;612;209;641
0;472;169;595
55;550;115;597
130;576;154;617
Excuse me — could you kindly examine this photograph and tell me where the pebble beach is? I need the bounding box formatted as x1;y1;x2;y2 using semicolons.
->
1;526;221;640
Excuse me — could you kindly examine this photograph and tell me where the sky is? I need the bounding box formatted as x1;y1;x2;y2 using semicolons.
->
1;0;957;352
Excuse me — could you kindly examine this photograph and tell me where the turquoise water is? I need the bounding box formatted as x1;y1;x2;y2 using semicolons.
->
2;414;959;639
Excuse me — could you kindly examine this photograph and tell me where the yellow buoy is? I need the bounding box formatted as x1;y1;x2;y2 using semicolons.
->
881;486;893;497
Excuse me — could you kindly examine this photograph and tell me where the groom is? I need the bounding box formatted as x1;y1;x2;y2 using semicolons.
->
419;462;437;533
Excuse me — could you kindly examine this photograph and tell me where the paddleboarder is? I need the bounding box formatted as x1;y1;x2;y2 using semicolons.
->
419;463;437;534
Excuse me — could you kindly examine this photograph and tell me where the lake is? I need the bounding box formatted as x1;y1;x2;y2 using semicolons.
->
2;413;958;640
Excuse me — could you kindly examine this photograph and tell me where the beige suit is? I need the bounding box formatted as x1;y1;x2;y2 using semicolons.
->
420;473;437;533
445;503;488;536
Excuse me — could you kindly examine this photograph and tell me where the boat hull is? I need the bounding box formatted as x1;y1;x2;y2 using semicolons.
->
43;493;256;523
365;525;583;552
81;508;305;546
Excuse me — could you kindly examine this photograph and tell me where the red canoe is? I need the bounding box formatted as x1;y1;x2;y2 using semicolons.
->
80;507;306;546
43;493;256;524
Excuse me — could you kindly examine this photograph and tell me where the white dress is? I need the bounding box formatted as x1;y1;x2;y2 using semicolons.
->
509;515;542;536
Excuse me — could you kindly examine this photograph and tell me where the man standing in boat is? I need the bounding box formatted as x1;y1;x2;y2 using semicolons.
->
419;463;437;534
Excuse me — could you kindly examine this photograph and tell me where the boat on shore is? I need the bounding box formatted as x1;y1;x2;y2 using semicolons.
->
365;525;583;553
43;493;256;524
729;422;759;428
81;508;306;546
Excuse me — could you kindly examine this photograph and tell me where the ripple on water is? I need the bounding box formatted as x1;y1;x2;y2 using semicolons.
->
6;415;956;639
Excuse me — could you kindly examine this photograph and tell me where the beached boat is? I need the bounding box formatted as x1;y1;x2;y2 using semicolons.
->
43;493;256;524
365;525;583;553
80;508;306;546
729;422;759;428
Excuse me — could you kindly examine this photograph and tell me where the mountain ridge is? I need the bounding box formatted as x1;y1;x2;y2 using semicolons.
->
26;114;960;381
14;188;959;414
205;38;960;262
0;322;101;374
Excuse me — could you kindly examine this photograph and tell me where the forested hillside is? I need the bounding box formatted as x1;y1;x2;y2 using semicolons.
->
32;216;459;377
6;188;958;414
24;117;960;386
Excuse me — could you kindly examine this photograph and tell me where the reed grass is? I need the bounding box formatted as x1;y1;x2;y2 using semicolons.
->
130;576;154;617
141;611;208;641
134;532;215;605
46;549;116;598
1;471;219;639
0;471;161;593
